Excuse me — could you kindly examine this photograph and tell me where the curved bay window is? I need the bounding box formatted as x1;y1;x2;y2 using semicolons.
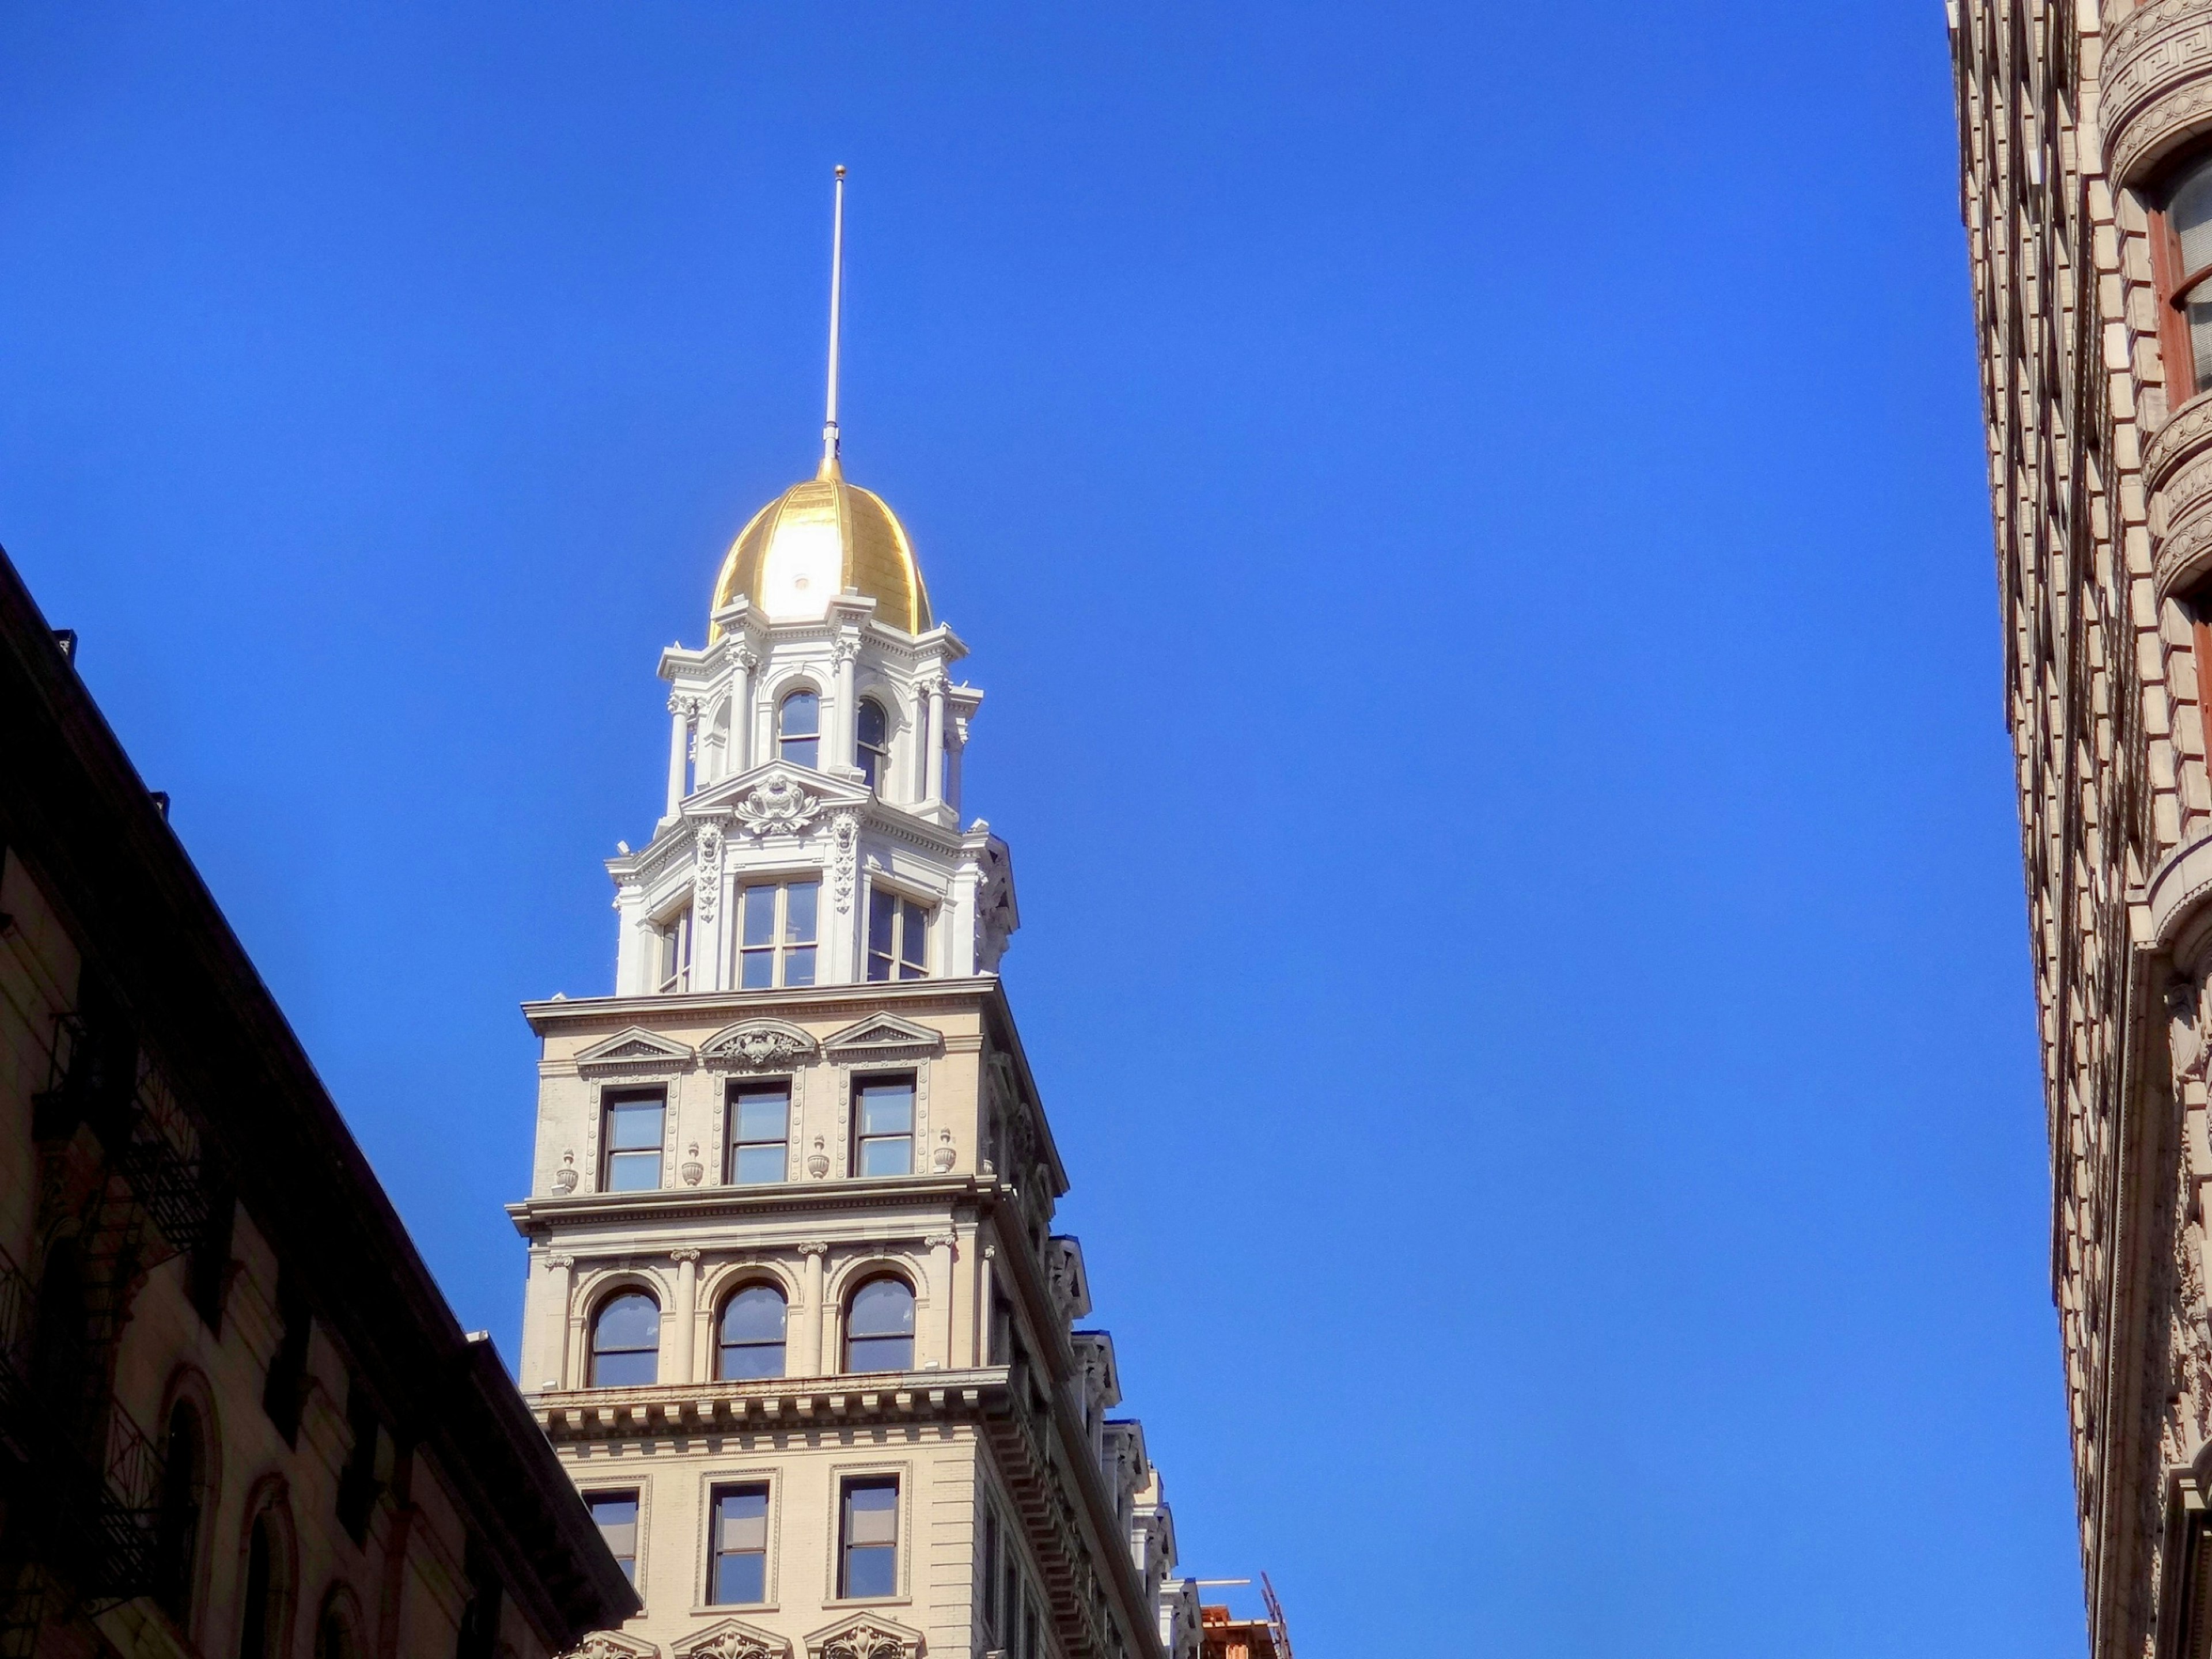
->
844;1277;915;1373
2159;154;2212;401
717;1284;787;1379
777;689;820;770
857;698;891;791
590;1291;660;1387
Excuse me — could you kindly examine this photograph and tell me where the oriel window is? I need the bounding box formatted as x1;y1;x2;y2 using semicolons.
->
857;698;891;791
2159;154;2212;399
709;1484;770;1604
738;881;819;990
838;1477;899;1599
865;888;930;982
853;1078;914;1178
602;1091;665;1192
727;1082;790;1184
777;689;820;770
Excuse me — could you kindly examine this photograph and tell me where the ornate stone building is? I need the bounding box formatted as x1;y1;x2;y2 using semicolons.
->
0;542;636;1658
1946;3;2212;1654
505;180;1212;1659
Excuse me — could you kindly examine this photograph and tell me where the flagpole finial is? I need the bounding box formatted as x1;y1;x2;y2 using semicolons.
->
819;165;847;480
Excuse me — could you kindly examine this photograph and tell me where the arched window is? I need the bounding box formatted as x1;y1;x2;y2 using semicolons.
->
590;1291;660;1387
717;1285;787;1380
777;690;820;770
844;1277;915;1373
857;698;890;791
155;1400;204;1626
2160;153;2212;399
236;1509;286;1659
314;1607;358;1659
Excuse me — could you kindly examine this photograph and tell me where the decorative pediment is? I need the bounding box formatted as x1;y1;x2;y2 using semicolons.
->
574;1027;695;1077
689;763;869;842
675;1617;791;1659
701;1019;820;1071
822;1013;943;1063
803;1612;923;1659
566;1633;659;1659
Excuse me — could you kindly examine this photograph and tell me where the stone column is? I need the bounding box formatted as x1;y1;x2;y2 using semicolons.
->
797;1243;829;1376
670;1248;701;1384
730;646;756;774
833;638;859;773
922;676;947;809
977;1243;997;1367
925;1233;956;1370
666;694;698;816
544;1253;576;1390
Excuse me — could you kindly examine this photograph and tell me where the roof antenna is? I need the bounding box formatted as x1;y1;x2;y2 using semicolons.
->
819;164;847;480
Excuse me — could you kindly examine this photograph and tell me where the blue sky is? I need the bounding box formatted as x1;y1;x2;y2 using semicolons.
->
0;4;2064;1654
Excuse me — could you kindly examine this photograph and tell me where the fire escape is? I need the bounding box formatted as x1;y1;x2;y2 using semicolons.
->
0;1003;219;1650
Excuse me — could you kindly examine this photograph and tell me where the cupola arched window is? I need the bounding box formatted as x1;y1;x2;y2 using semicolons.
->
778;689;820;770
844;1276;915;1373
857;698;890;791
717;1284;787;1380
2158;153;2212;399
590;1291;660;1387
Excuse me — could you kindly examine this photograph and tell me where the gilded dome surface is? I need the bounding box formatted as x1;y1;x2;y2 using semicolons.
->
709;471;932;637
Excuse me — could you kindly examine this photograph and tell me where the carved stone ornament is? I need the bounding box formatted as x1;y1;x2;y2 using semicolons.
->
808;1137;831;1180
567;1634;660;1659
2173;972;2212;1090
552;1149;579;1194
675;1618;791;1659
803;1613;922;1659
733;775;825;839
681;1144;704;1187
695;819;726;923
668;692;702;719
702;1020;819;1070
931;1130;956;1174
831;811;860;914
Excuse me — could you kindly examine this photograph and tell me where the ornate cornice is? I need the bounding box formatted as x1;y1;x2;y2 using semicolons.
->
2105;0;2212;186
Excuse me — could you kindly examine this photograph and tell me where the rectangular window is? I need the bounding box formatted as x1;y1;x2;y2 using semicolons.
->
738;881;819;989
657;908;694;994
1003;1552;1022;1659
587;1491;639;1585
838;1477;899;1600
603;1091;666;1191
853;1078;914;1178
727;1082;790;1184
865;887;931;982
982;1509;1001;1637
709;1483;769;1605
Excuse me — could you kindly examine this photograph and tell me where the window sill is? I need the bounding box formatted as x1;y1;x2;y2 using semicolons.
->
692;1603;778;1617
824;1596;911;1611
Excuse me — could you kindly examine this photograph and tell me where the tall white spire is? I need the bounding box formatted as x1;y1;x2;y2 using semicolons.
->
819;164;847;480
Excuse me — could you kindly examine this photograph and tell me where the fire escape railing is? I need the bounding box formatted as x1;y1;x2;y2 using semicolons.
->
0;1238;162;1601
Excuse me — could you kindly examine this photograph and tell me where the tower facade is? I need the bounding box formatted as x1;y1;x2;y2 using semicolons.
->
1952;5;2212;1657
506;433;1201;1659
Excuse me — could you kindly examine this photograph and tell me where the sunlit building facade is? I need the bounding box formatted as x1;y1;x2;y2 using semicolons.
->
507;185;1219;1659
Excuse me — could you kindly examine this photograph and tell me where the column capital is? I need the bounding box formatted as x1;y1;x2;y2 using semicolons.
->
796;1240;831;1258
670;1247;702;1265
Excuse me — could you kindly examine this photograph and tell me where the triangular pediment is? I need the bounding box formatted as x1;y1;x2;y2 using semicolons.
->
822;1013;944;1060
700;1018;820;1070
573;1027;694;1075
566;1633;660;1659
688;762;870;840
802;1612;923;1659
674;1617;791;1659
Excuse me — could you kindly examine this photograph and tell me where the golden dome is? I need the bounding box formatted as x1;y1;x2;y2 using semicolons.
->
709;467;932;638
